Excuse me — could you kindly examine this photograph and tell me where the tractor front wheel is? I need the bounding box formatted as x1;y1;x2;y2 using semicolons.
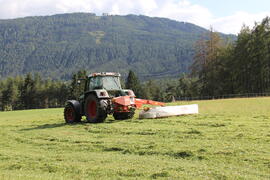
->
64;104;81;123
85;94;107;123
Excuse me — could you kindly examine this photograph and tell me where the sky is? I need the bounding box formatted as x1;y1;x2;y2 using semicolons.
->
0;0;269;34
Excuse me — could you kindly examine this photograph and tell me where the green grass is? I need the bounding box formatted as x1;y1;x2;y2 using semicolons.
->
0;97;269;179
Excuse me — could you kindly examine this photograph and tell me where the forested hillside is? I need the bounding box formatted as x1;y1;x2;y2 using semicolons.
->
0;13;233;79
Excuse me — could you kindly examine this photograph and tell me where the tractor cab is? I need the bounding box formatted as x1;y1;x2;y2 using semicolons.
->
85;72;128;97
87;72;122;91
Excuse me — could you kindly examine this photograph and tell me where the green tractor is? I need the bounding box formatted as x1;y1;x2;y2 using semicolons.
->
64;72;137;123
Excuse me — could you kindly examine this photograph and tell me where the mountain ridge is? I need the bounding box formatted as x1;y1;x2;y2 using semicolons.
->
0;13;235;80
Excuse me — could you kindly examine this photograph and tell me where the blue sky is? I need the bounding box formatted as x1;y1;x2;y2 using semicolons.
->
0;0;269;34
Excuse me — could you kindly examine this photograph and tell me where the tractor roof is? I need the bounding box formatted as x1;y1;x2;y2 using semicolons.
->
88;72;121;77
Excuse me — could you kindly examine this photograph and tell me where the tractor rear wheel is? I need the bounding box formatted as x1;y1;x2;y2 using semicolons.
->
85;94;107;123
64;104;81;123
113;111;135;120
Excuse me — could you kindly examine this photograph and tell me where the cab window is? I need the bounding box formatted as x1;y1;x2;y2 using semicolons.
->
89;77;102;90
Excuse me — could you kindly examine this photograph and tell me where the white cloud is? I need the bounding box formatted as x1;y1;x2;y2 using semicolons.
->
150;0;213;27
211;11;270;34
0;0;269;34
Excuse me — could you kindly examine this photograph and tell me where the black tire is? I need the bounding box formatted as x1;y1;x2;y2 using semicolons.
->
64;104;81;123
113;111;135;120
84;94;107;123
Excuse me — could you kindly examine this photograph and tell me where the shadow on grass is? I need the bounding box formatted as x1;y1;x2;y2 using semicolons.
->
104;119;141;124
21;118;131;131
20;122;86;131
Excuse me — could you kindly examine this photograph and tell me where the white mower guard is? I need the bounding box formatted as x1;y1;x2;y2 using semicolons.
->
139;104;199;119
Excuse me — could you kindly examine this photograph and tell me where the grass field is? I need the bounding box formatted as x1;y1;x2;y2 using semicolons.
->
0;97;269;179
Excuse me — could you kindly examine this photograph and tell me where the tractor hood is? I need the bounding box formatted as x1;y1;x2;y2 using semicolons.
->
107;89;135;98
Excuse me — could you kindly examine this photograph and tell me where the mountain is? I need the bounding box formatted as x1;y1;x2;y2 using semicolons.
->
0;13;235;80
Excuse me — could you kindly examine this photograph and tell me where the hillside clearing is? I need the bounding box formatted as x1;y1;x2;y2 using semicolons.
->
0;97;269;179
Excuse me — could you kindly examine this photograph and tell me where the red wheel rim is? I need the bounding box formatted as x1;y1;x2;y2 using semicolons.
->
88;100;97;118
66;107;75;122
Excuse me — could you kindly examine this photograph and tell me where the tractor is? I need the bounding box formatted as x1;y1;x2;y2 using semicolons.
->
64;72;164;123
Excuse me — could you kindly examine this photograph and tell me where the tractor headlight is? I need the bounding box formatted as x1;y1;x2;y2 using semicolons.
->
100;92;105;96
99;91;108;97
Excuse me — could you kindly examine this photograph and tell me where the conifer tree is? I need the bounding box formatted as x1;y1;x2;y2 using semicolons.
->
125;70;142;97
19;73;37;109
69;70;87;99
191;28;224;96
1;79;17;110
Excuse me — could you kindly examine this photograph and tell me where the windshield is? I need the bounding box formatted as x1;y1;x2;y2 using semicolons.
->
102;76;121;90
89;76;121;90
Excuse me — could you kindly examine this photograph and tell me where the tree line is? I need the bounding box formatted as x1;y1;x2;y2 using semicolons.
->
0;73;68;111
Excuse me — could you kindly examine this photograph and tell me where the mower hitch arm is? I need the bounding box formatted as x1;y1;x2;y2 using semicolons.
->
135;98;165;108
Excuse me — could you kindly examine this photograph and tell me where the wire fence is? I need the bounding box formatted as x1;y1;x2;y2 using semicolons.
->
175;93;270;101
